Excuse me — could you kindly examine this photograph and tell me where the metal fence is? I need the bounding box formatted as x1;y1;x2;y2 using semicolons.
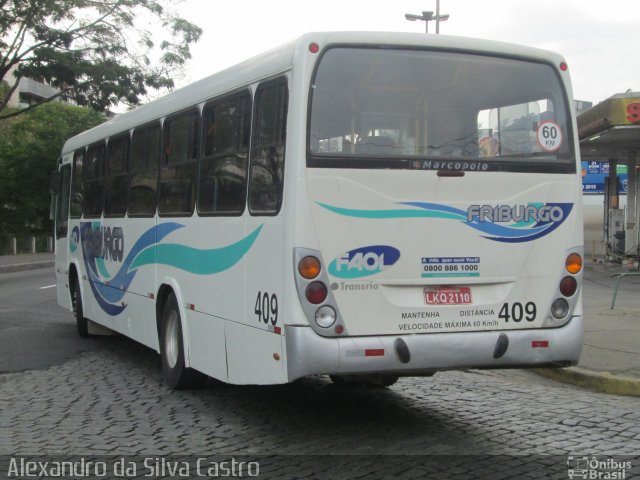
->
0;235;54;255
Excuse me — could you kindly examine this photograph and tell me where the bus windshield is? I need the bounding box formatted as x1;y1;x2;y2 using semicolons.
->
309;47;574;170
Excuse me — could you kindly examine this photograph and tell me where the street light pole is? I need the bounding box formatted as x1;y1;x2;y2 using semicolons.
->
405;2;449;34
405;11;434;33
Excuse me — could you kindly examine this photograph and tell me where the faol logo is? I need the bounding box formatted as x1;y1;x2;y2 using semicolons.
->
328;245;400;279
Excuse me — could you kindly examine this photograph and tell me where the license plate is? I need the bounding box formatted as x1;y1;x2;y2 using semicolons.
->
424;287;472;305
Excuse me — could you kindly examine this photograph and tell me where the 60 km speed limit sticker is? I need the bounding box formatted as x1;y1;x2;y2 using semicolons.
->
536;120;563;152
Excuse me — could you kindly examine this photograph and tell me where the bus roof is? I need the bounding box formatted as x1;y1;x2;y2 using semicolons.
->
61;31;566;156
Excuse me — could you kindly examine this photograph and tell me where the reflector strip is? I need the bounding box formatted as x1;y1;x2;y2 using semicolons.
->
187;303;195;311
365;349;385;357
267;325;282;335
345;349;385;357
532;340;549;348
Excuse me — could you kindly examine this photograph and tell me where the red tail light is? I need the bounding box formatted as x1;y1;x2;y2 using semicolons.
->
559;276;577;297
305;281;327;304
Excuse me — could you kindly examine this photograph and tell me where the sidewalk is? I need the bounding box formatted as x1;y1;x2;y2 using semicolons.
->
0;252;54;274
535;260;640;396
1;253;639;396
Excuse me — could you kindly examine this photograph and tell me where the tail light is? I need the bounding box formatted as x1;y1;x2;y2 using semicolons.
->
305;281;328;304
551;298;569;319
565;253;582;274
315;306;336;328
546;251;582;325
294;248;346;335
298;256;321;279
559;276;578;297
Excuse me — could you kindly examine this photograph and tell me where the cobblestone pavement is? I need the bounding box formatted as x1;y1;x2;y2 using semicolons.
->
1;337;639;478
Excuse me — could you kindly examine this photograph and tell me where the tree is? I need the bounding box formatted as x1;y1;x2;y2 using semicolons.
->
0;0;202;120
0;101;104;238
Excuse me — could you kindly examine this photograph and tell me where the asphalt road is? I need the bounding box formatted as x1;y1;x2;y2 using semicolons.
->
0;268;109;373
0;268;639;479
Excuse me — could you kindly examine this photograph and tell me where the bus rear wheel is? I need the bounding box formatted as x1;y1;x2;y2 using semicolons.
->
160;292;205;389
72;278;90;338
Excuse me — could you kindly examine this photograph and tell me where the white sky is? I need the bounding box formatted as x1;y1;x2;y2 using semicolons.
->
172;0;640;105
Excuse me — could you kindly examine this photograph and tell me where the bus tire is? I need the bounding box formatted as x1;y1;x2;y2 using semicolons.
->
72;278;90;338
329;374;399;388
160;293;205;389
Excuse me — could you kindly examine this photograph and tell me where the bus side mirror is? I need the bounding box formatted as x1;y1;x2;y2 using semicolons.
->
50;170;61;194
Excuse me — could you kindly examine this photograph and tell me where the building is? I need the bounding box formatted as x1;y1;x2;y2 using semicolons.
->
5;65;74;109
575;99;593;114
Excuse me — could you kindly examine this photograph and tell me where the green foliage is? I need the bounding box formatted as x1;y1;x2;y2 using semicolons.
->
0;102;104;237
0;0;202;119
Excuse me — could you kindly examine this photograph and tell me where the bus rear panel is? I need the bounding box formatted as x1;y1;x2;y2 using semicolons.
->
287;41;583;381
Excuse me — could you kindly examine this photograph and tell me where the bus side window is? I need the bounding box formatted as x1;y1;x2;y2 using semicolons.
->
249;78;288;216
159;109;199;216
198;91;251;215
56;164;71;239
105;134;129;217
83;142;105;217
70;150;84;218
129;123;160;217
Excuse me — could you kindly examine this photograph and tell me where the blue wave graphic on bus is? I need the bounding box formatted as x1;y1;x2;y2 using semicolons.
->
317;202;573;243
80;223;262;316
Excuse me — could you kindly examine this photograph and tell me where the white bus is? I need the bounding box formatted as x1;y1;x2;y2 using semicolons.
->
52;32;584;388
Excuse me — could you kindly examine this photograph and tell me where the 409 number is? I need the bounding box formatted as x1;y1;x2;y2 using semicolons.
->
255;291;278;325
499;302;536;322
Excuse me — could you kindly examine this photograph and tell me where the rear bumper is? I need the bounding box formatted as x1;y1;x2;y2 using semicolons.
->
285;316;583;381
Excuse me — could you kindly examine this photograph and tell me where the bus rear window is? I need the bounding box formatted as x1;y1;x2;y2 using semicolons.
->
308;47;573;171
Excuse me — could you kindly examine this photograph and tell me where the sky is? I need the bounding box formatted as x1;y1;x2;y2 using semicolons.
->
170;0;640;106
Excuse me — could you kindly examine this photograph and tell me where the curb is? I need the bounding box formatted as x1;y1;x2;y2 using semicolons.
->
532;367;640;397
0;261;54;275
